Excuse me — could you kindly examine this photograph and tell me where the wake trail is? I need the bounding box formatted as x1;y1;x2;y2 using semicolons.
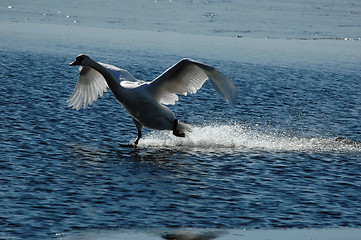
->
138;123;361;153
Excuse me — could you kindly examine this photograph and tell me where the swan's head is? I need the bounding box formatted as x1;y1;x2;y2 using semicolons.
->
69;54;92;66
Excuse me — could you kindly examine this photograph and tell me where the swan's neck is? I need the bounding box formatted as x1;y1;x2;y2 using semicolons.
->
88;60;125;102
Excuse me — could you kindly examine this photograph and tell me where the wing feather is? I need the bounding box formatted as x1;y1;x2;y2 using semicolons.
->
98;62;137;82
67;66;108;110
67;63;138;110
145;58;238;106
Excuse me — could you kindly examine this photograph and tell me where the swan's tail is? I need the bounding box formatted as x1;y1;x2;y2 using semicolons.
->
173;120;192;137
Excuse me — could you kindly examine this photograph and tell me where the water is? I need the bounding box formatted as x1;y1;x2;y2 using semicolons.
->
1;0;361;39
1;1;361;239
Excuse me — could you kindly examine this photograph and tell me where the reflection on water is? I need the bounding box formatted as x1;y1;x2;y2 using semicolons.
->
60;228;361;240
160;229;224;240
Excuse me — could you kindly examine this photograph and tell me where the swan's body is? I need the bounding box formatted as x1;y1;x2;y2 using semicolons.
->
68;55;238;145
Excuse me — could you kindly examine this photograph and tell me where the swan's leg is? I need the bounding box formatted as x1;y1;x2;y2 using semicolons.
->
132;117;143;145
134;131;142;145
172;119;185;137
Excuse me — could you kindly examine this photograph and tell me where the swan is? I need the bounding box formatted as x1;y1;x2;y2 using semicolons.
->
67;54;238;145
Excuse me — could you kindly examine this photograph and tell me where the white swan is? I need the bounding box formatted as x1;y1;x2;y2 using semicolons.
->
68;54;238;145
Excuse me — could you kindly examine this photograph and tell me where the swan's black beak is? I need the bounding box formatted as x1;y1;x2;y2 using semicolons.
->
69;59;80;66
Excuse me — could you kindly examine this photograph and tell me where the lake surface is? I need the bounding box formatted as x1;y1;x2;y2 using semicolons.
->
0;0;360;239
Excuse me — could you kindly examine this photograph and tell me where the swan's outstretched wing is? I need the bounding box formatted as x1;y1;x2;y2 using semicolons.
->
67;63;137;110
145;58;238;106
99;62;137;82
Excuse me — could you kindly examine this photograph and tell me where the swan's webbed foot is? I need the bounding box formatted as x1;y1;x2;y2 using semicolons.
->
173;130;185;137
172;119;186;137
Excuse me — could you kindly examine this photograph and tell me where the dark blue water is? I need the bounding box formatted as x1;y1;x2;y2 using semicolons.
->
1;49;361;239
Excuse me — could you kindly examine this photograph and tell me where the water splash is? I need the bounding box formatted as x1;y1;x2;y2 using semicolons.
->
139;123;361;153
